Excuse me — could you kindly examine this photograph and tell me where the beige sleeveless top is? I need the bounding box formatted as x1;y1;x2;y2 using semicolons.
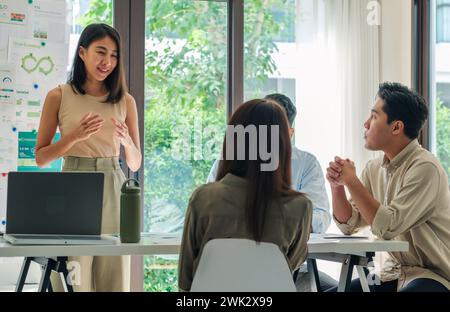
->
58;84;127;158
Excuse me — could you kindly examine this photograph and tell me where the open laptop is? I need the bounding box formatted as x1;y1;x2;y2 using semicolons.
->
4;172;117;245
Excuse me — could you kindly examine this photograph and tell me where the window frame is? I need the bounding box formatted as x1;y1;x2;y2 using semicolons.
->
413;0;450;185
412;0;431;149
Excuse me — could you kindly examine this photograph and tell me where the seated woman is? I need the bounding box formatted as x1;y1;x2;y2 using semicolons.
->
178;98;313;291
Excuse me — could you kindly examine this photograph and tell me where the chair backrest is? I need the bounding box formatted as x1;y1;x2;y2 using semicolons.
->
190;238;297;292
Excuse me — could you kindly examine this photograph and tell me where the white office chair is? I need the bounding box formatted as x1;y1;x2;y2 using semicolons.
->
190;238;297;292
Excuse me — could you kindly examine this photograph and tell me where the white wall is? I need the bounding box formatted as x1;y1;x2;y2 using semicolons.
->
380;0;412;87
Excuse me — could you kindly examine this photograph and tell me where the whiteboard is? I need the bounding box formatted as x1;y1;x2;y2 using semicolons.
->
0;0;69;231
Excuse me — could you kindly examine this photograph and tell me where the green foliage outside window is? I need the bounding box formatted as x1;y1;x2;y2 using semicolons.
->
143;0;291;237
76;0;113;26
436;97;450;183
144;256;178;292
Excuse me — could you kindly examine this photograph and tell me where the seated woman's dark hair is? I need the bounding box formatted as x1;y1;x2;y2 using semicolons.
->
216;99;299;242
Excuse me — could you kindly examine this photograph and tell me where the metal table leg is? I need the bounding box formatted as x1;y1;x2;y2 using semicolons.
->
55;257;74;292
337;255;358;292
356;266;370;292
38;258;55;292
307;258;322;292
15;257;32;292
15;256;73;292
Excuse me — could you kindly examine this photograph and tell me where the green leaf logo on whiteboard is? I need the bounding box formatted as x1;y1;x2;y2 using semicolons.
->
21;53;55;75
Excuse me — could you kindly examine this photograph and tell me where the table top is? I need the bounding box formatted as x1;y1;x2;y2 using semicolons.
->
307;234;409;254
0;233;180;257
0;233;409;257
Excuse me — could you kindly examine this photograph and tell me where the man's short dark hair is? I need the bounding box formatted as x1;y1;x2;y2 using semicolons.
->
264;93;297;127
377;82;428;140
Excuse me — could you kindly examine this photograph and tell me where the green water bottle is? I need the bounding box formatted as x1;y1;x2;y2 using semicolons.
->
120;179;141;243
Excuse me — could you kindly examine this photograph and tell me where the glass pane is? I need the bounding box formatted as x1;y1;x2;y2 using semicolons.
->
244;0;296;101
244;0;333;184
433;0;450;183
144;0;228;291
437;0;450;43
243;0;380;281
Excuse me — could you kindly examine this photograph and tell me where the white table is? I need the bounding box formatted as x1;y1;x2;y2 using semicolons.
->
0;233;408;292
0;234;180;258
306;234;409;292
0;234;180;292
308;234;409;254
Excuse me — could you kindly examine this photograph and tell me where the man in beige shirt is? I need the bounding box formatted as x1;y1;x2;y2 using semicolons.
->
327;82;450;292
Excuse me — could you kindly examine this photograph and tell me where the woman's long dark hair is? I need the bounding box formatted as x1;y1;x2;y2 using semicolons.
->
68;23;127;104
216;99;299;242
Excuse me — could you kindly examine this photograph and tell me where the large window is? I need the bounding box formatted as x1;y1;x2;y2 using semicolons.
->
57;0;447;293
143;0;228;291
56;0;389;292
432;0;450;183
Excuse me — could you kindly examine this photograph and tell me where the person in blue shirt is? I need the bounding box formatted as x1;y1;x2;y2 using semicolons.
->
207;93;336;291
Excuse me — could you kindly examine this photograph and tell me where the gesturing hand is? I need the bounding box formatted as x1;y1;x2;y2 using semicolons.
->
71;112;104;142
111;117;133;147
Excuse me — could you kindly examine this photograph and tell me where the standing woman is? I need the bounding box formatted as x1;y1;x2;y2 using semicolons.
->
35;23;141;291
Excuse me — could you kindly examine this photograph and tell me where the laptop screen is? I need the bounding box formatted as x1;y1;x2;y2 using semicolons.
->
5;172;104;235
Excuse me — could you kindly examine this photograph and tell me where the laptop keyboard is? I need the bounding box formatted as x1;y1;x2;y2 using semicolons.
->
12;235;102;240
